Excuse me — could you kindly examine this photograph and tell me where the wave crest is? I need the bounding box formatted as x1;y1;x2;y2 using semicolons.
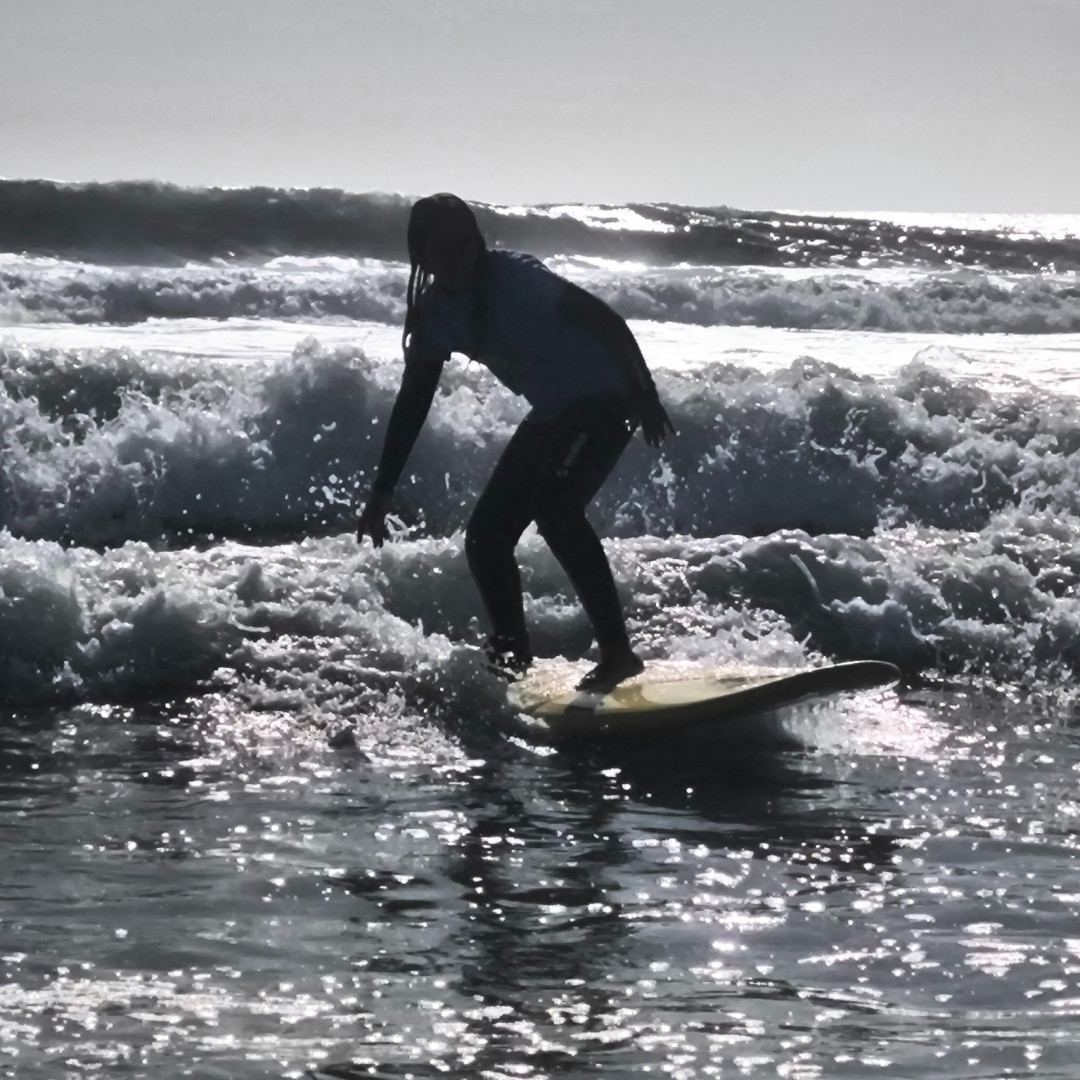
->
3;179;1078;271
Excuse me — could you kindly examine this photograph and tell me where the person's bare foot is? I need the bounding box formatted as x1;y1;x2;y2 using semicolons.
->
576;645;645;692
483;634;532;681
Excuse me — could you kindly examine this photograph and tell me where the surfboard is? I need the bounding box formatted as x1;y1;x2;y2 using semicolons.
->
509;659;901;741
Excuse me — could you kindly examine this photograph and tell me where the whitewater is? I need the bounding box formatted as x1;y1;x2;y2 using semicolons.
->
3;180;1080;1079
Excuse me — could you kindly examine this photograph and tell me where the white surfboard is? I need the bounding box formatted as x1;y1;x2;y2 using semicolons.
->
509;659;900;741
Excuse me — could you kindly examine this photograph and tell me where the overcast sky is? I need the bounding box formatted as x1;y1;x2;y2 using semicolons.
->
3;0;1077;211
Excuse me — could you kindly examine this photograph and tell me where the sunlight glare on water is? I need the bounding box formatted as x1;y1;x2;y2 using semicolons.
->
5;685;1080;1078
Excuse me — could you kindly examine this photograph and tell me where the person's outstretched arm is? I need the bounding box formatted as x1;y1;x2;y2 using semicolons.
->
556;283;675;446
357;347;445;546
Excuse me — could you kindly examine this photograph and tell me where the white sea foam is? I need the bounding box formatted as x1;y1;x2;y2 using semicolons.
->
1;507;1077;713
3;335;1080;552
0;258;408;325
573;265;1080;335
0;331;1077;708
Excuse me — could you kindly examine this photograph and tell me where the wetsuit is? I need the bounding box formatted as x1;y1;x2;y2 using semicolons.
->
371;249;658;658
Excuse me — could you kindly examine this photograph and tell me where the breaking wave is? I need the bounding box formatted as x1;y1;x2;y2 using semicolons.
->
5;257;1080;335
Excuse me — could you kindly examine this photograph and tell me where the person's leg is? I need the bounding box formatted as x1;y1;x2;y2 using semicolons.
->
465;419;544;670
532;399;643;689
534;507;638;662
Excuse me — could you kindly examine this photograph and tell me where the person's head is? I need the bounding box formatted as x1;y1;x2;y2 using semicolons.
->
403;193;488;355
407;193;485;292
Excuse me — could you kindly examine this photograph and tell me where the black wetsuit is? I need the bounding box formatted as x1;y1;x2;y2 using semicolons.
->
465;394;633;654
371;250;658;656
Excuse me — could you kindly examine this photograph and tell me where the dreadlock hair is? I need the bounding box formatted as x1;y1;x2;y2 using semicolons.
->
403;193;488;361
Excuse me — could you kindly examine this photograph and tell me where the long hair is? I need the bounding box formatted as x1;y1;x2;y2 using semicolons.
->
403;193;488;361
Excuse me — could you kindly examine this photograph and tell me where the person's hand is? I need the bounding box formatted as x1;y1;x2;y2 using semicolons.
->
638;390;676;447
357;490;392;547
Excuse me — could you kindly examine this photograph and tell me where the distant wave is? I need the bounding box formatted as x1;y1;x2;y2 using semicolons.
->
588;267;1080;335
0;260;407;325
5;258;1080;335
2;179;1078;271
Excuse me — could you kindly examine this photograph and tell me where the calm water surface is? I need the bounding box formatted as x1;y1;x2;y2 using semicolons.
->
4;687;1080;1079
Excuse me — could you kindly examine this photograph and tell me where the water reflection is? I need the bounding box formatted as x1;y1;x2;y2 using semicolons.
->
317;717;910;1078
10;688;1080;1078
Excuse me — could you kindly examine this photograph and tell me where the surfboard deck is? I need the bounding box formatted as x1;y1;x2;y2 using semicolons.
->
509;659;901;741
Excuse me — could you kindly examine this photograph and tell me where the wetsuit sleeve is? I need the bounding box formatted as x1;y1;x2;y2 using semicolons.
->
370;342;447;496
555;283;675;444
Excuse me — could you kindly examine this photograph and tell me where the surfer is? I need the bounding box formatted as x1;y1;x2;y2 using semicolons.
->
357;193;674;690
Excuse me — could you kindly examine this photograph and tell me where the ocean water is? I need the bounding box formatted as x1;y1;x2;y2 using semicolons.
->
2;180;1080;1078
